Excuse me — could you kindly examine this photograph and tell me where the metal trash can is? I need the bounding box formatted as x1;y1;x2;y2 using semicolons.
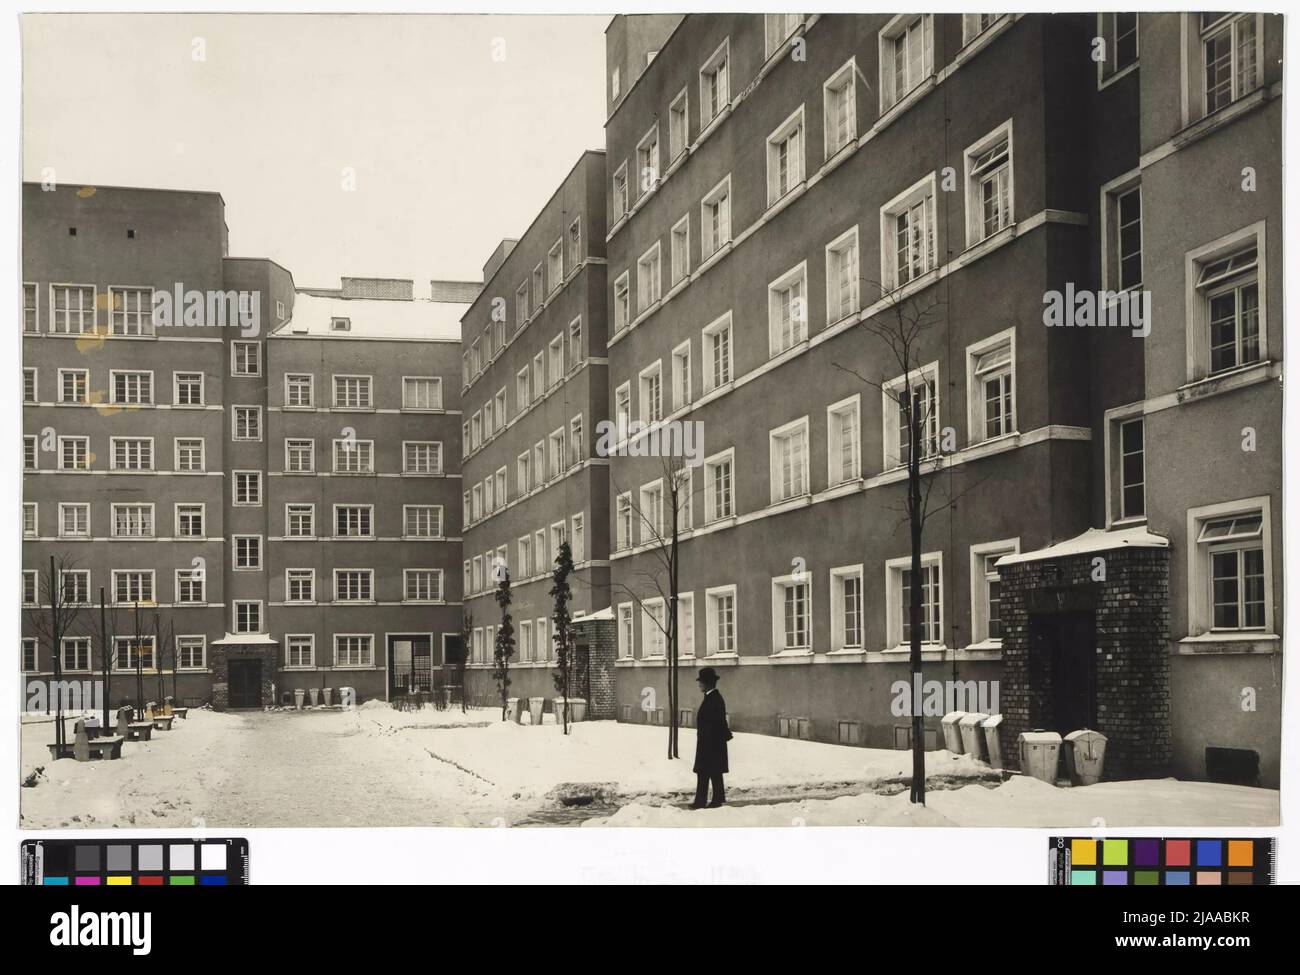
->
293;688;305;710
959;713;990;762
528;697;545;725
1063;729;1108;786
1018;730;1063;784
981;714;1005;769
505;697;522;722
941;711;968;753
553;697;587;723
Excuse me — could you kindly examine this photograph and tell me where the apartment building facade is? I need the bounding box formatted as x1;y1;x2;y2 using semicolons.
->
21;183;468;708
601;13;1282;784
458;151;612;704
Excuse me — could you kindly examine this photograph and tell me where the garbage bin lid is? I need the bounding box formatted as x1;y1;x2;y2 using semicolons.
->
958;712;989;726
1064;728;1107;742
981;714;1004;728
1019;731;1063;744
940;711;968;724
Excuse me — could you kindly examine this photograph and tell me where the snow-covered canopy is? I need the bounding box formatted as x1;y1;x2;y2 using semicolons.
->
997;525;1169;567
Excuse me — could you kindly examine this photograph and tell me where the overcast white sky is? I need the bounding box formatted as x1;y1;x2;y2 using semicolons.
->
22;13;608;287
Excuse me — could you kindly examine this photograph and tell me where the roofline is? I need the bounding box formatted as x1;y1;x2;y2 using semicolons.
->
223;255;297;283
22;180;227;206
469;148;606;315
605;14;690;127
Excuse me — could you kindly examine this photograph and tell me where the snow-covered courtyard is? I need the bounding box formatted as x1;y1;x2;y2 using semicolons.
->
19;706;1280;829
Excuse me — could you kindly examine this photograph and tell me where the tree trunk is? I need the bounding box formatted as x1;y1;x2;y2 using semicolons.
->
99;590;110;731
908;397;926;805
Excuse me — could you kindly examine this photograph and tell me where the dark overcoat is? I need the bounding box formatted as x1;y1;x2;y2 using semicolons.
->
693;689;731;774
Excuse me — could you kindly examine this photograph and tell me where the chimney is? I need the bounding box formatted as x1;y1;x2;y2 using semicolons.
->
481;239;518;285
429;279;482;303
340;277;413;300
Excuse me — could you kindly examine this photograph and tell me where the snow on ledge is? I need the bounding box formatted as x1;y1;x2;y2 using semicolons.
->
996;525;1169;567
211;632;280;646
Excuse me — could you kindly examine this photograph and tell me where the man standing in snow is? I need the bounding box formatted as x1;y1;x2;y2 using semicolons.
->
691;667;732;809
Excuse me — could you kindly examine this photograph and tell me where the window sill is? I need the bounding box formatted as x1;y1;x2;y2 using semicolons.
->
876;75;936;132
1177;633;1279;655
1175;85;1274;153
1178;360;1276;403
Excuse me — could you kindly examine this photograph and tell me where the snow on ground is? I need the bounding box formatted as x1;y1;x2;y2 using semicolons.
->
357;709;991;799
583;774;1280;828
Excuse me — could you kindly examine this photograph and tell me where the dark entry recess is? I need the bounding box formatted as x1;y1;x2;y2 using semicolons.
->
227;658;263;709
1029;611;1097;734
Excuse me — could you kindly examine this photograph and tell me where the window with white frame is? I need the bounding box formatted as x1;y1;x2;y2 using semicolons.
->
568;217;583;268
970;540;1017;644
1191;228;1263;378
1196;13;1261;119
705;586;736;655
613;162;629;220
764;14;802;55
334;570;373;602
671;341;692;411
1116;415;1145;520
405;441;442;474
232;341;261;376
61;637;91;672
701;176;732;259
23;369;36;403
642;599;667;658
883;364;940;468
1103;177;1143;292
637;124;660;194
827;395;861;486
60;368;89;404
639;360;663;423
887;553;943;646
23;571;37;606
233;535;262;570
1188;499;1272;636
519;620;534;662
515;282;529;327
772;574;811;652
824;59;857;156
23;436;35;472
547;428;565;480
333;439;373;473
61;570;89;605
669;88;689;161
404;569;442;602
111;437;153;471
704;449;734;523
23;283;37;333
532;263;545;307
60;503;89;538
963;14;1005;46
700;39;730;125
882;174;937;289
110;287;153;336
965;122;1013;245
176;636;206;670
335;634;373;667
768;263;808;356
676;592;696;656
614;383;632;439
286;635;314;668
116;637;155;671
616;493;633;550
174;371;204;406
176;567;205;604
571;512;585;562
405;505;441;538
830;565;864;650
967;330;1015;443
617;603;635;658
637;244;662;313
175;504;204;538
113;570;154;604
285;438;314;473
403;376;442;410
880;14;933;112
825;227;860;324
639;480;664;543
1097;13;1138;81
111;503;153;538
335;504;373;537
233;406;261;441
59;436;89;471
611;65;621;102
548;240;564;293
769;417;809;502
533;441;545;485
285;374;313;408
549;334;564;385
767;106;805;205
178;434;209;470
111;371;152;405
614;272;630;331
569;415;584;467
671;215;690;285
703;312;733;390
333;375;372;409
286;504;314;538
234;471;261;505
50;285;95;334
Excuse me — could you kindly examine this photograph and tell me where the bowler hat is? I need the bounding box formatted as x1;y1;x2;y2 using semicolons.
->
697;667;720;685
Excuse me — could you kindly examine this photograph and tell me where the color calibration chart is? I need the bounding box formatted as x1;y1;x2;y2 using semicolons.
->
21;838;249;886
1049;837;1274;885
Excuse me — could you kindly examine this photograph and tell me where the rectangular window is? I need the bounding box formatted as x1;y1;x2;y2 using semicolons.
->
637;244;662;313
403;377;442;410
890;558;943;646
642;599;667;658
234;471;262;505
233;535;262;570
286;504;315;538
61;570;90;605
764;14;802;55
175;371;204;406
968;331;1015;443
176;568;205;604
232;341;261;376
1201;13;1259;116
768;264;808;356
571;512;585;562
827;395;861;486
111;503;154;538
59;503;89;538
177;636;206;670
769;418;809;502
176;504;204;538
671;341;692;411
1202;246;1261;375
59;436;89;471
965;123;1013;245
404;569;442;602
824;59;857;156
773;576;811;651
50;284;95;334
286;635;314;668
334;570;374;602
335;635;374;667
568;218;583;269
23;570;37;606
234;601;262;634
333;439;374;473
404;505;441;538
618;603;635;658
110;287;153;336
233;406;261;441
110;437;153;471
23;283;37;333
825;227;860;323
60;637;91;672
112;570;154;605
707;586;737;656
671;215;690;285
700;39;730;125
569;415;584;467
613;162;629;220
639;361;663;423
616;493;633;551
111;371;153;405
284;438;314;473
703;312;733;390
1193;507;1268;633
1119;417;1145;519
548;240;564;293
766;106;805;205
669;88;689;160
615;383;631;437
704;449;734;523
116;637;155;671
883;176;937;288
971;542;1017;643
60;369;89;404
335;505;373;538
515;282;529;328
701;176;732;259
881;14;933;111
1098;13;1138;81
637;124;660;193
831;566;864;650
285;374;313;408
404;441;442;474
549;334;564;386
884;366;940;468
23;368;36;404
333;376;372;409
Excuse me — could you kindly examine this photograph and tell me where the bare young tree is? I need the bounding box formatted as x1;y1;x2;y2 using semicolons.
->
610;449;696;760
550;540;576;734
456;610;473;713
97;586;122;730
23;554;89;753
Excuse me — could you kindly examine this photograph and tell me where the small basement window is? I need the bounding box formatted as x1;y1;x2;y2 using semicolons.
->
331;317;351;332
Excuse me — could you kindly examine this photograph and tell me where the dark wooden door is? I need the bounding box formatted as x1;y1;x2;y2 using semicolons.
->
228;659;262;709
1033;611;1097;734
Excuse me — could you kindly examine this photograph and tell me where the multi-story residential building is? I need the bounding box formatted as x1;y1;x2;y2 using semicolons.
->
22;183;471;707
458;151;612;706
601;13;1282;784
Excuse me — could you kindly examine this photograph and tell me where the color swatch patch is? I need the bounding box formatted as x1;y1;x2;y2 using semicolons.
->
20;838;248;886
1049;837;1273;885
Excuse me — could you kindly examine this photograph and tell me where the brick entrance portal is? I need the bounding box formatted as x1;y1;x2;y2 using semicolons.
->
210;640;279;711
999;530;1171;780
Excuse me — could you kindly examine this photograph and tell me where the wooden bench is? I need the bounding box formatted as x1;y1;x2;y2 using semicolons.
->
116;708;154;743
151;714;175;731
